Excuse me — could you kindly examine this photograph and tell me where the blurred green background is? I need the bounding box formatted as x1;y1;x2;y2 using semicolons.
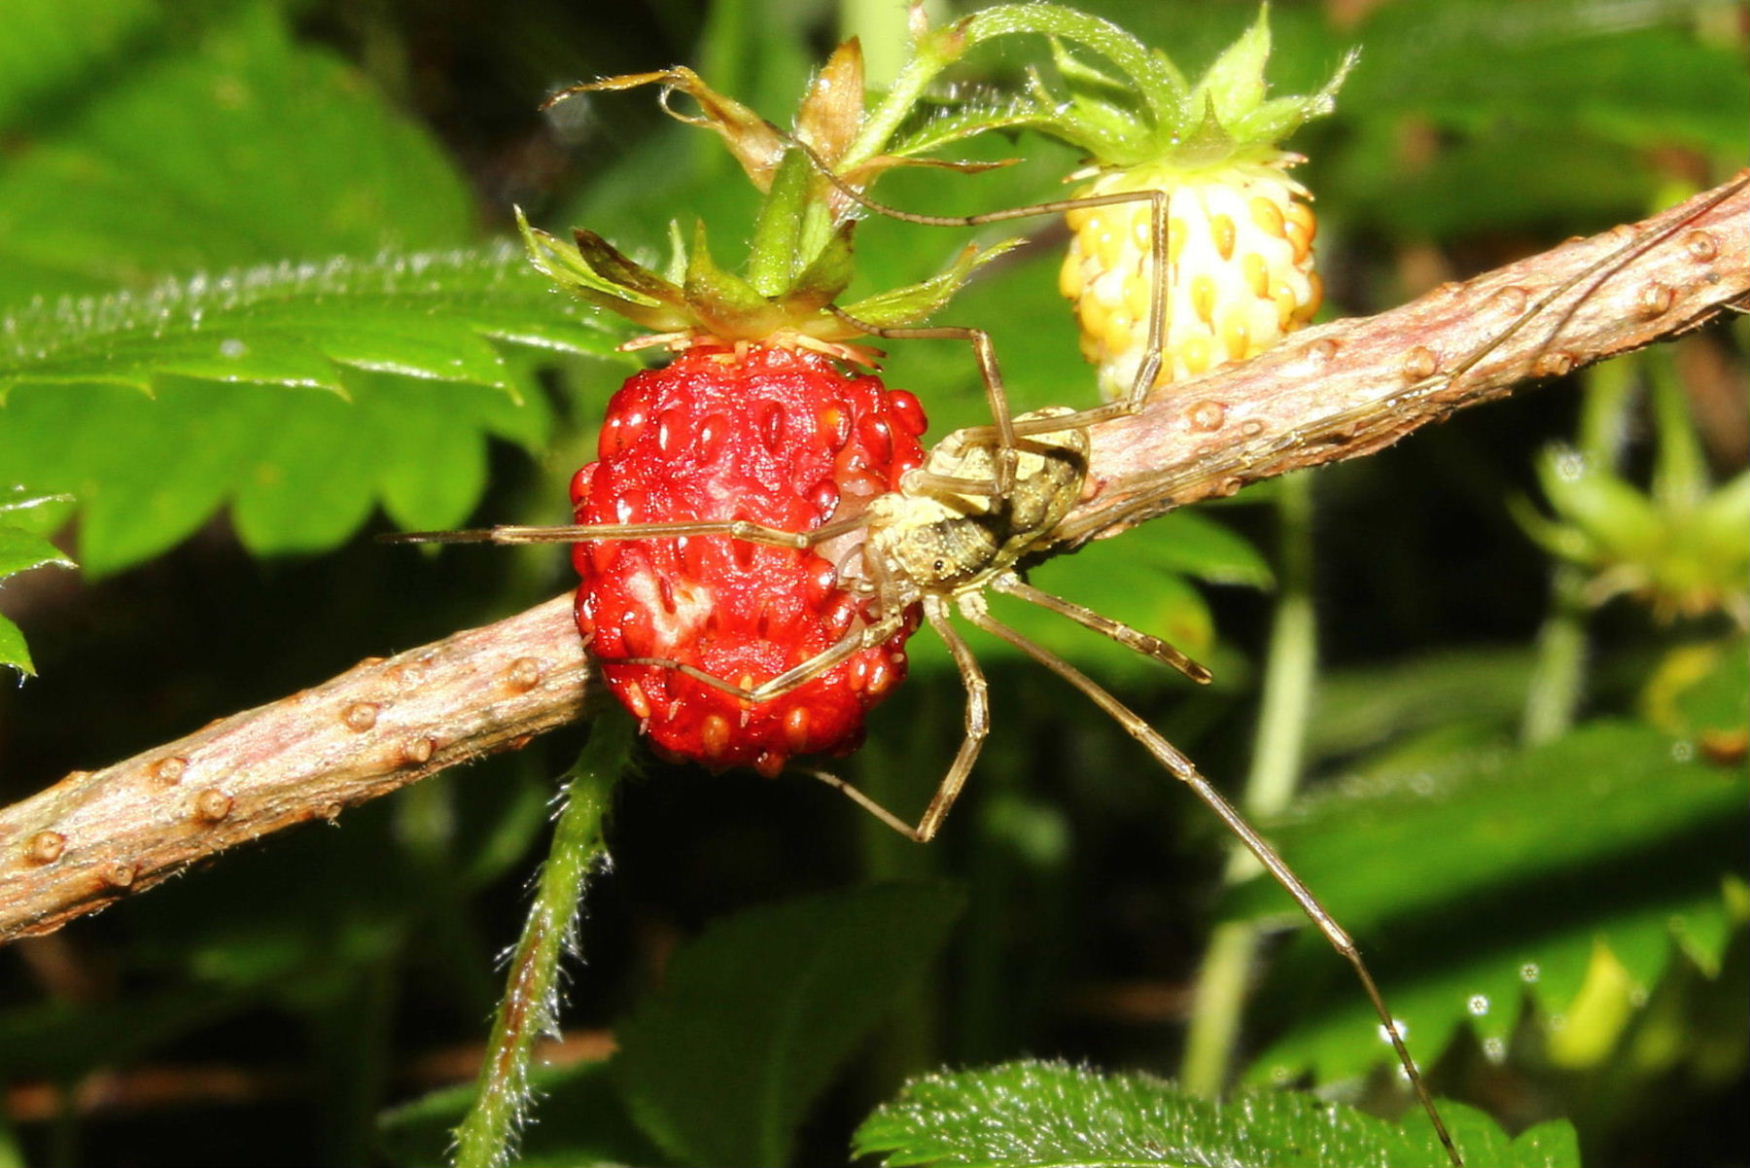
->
0;1;1744;1165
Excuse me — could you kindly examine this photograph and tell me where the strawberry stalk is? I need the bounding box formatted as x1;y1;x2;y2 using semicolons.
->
453;713;634;1168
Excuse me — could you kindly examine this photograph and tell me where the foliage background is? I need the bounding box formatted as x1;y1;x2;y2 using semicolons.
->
0;0;1744;1165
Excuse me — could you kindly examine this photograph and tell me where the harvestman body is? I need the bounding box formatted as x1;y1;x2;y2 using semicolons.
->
388;166;1748;1168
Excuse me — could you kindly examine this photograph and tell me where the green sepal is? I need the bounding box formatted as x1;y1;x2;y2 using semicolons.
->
784;222;857;317
1694;471;1750;556
746;148;816;297
925;2;1351;171
1534;446;1665;560
681;220;777;333
515;209;692;331
1193;3;1272;129
840;237;1025;330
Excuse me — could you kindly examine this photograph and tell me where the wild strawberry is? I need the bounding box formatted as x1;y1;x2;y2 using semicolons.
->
573;342;929;775
518;41;1014;773
1062;156;1323;397
936;8;1351;398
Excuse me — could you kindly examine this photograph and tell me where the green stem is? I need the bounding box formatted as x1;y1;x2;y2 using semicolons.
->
1183;471;1318;1096
452;712;634;1168
1521;567;1590;746
845;2;1177;173
1521;361;1636;746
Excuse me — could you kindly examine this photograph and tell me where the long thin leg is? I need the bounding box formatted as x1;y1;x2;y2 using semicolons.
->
992;572;1213;683
796;137;1170;417
791;594;990;843
792;766;925;839
380;513;866;549
911;594;992;842
603;608;912;705
956;591;1464;1168
829;310;1020;496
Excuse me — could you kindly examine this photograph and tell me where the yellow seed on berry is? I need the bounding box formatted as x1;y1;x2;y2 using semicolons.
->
1191;275;1218;327
1210;213;1237;261
1273;283;1300;331
701;713;731;760
1250;196;1286;238
1059;256;1084;301
1222;318;1251;361
1180;335;1212;377
1285;199;1317;241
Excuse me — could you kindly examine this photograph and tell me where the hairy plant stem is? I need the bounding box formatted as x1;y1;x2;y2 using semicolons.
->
453;712;633;1168
1183;471;1317;1096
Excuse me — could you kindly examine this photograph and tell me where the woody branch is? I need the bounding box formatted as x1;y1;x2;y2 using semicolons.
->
1;175;1745;944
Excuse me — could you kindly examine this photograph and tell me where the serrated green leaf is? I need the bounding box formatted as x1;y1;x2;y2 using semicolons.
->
1020;537;1217;681
0;246;629;573
356;376;494;536
0;521;74;675
0;613;36;676
1227;721;1747;940
230;388;380;556
854;1060;1577;1167
1136;509;1275;588
0;526;73;578
1224;720;1747;1082
613;882;964;1168
0;244;623;398
1305;647;1536;759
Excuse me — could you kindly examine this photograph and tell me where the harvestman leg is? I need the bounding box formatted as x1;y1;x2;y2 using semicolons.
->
392;513;921;707
994;574;1215;683
955;587;1464;1168
609;607;911;706
801;594;993;842
385;513;865;550
799;137;1173;425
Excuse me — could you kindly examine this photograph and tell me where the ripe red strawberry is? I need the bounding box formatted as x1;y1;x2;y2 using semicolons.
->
573;342;929;776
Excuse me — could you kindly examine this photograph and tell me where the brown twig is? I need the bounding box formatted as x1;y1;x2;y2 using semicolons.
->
1;596;594;942
1061;173;1750;544
1;175;1745;945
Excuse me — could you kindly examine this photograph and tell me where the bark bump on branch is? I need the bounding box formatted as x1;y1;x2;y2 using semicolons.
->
2;174;1745;944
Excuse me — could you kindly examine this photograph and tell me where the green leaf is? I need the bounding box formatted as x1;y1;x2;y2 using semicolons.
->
1224;720;1748;1082
1304;647;1535;760
0;247;627;572
0;524;72;579
613;882;965;1168
0;3;473;304
0;0;160;131
854;1060;1578;1167
0;615;34;676
1133;509;1275;588
0;244;620;397
0;506;74;674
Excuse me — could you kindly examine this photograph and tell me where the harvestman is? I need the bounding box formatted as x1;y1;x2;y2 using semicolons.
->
389;167;1747;1168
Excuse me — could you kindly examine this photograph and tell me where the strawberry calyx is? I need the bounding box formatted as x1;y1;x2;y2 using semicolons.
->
530;37;1025;353
923;3;1354;176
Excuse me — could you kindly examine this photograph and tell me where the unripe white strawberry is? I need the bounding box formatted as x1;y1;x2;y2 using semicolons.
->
986;6;1351;399
1062;158;1322;397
